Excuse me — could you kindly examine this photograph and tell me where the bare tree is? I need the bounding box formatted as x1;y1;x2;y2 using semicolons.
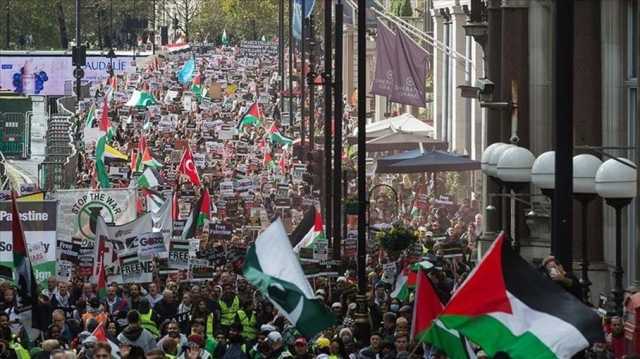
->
170;0;200;42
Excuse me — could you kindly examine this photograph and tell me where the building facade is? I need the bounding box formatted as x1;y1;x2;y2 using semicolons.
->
427;0;640;302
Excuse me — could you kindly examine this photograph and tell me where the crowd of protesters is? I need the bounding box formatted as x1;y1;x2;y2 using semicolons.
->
0;37;631;359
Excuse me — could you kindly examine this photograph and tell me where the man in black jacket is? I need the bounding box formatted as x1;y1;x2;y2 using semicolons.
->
152;289;178;326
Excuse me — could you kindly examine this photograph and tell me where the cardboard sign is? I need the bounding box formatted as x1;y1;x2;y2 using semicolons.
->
168;239;190;270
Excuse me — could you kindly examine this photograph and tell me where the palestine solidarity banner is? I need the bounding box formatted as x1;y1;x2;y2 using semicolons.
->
0;201;57;286
53;189;137;244
390;28;429;108
371;19;396;97
94;214;153;283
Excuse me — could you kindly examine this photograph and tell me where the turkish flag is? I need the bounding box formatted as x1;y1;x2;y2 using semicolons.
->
178;147;201;187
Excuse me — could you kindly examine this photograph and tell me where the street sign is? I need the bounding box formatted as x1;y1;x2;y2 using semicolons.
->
73;67;84;80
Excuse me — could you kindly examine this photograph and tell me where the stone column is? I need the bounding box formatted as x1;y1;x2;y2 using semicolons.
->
528;0;553;155
374;96;387;122
500;0;529;148
431;10;445;140
572;0;604;301
601;0;628;288
343;27;355;104
471;41;484;160
450;5;469;154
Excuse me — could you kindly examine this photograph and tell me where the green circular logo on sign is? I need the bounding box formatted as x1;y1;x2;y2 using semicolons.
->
77;200;116;240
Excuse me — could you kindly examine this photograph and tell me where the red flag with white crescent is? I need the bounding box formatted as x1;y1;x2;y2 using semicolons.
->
178;146;201;187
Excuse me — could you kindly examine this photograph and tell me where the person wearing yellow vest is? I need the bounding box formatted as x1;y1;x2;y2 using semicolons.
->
235;309;257;343
219;283;241;331
138;298;160;338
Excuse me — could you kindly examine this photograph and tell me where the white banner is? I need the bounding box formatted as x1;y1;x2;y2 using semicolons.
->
53;189;138;244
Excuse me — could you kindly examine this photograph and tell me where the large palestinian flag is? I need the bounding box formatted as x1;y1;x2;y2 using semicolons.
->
243;220;336;337
438;233;603;359
292;210;325;253
237;103;262;130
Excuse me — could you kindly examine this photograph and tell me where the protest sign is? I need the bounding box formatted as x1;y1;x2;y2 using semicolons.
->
239;41;278;58
168;239;190;270
189;259;214;282
0;201;57;286
136;232;166;258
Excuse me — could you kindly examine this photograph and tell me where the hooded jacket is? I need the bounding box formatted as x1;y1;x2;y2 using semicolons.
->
116;324;157;353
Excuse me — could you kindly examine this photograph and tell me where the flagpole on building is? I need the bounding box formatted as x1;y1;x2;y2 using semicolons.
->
355;0;370;342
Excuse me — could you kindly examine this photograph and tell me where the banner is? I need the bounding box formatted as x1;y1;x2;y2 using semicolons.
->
94;214;153;283
168;239;190;270
0;201;57;286
189;259;214;282
137;232;166;258
53;189;138;244
119;249;145;284
390;28;429;108
239;41;278;58
371;20;396;97
0;56;71;95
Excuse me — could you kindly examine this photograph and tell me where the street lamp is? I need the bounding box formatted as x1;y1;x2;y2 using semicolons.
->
481;142;506;235
531;151;556;197
595;157;637;316
531;151;556;254
496;146;535;252
572;154;602;303
487;143;515;233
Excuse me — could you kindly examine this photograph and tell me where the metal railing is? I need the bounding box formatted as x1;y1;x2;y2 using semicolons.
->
38;98;80;191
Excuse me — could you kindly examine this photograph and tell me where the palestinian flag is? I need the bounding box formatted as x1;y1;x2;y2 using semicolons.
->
438;233;603;359
243;220;336;337
237;103;262;130
85;103;96;127
390;262;420;301
11;191;38;308
390;267;410;301
125;90;158;107
135;136;148;173
91;322;120;355
99;99;113;138
95;135;111;189
181;189;209;239
293;210;325;253
270;131;294;147
196;188;211;227
141;147;163;169
138;167;162;189
413;269;476;359
141;188;165;213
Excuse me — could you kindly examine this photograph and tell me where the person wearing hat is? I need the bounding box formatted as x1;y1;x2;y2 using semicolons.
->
265;331;291;359
330;303;343;323
248;325;273;359
292;337;310;359
313;337;330;359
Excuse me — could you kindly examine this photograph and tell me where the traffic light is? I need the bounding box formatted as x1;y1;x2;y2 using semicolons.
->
72;45;86;66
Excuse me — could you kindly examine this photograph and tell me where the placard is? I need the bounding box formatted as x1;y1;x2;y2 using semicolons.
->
239;41;278;57
136;232;166;258
168;239;190;269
